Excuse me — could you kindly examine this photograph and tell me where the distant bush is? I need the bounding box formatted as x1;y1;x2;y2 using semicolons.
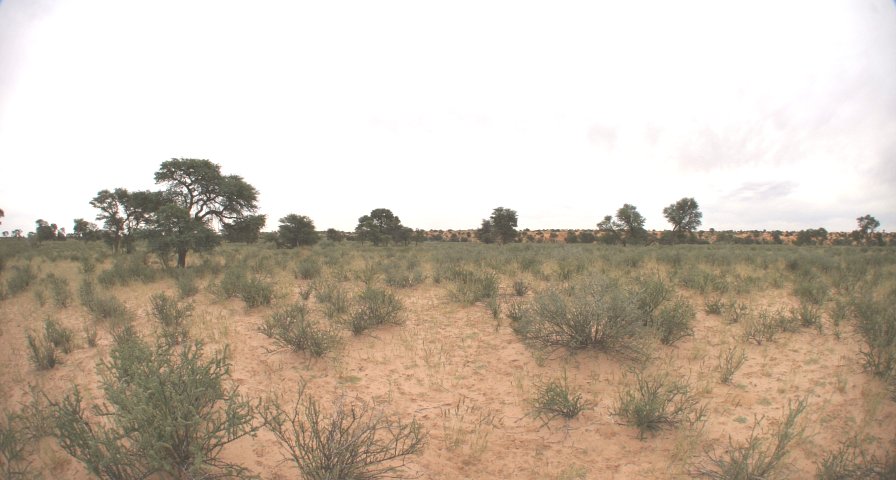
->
97;255;158;287
295;256;323;280
51;328;260;479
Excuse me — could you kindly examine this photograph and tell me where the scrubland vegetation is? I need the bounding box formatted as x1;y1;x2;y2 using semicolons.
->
0;237;895;479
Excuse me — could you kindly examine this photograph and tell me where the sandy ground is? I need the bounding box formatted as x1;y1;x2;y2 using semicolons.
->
1;248;894;479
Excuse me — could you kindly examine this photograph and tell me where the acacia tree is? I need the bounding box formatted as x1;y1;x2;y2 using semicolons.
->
0;207;4;225
72;218;100;241
355;209;404;246
221;214;267;243
598;204;646;246
152;159;259;267
478;207;518;244
277;214;319;248
90;189;162;253
853;214;881;245
662;197;702;242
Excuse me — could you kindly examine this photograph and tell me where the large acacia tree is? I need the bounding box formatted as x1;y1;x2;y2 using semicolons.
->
90;188;163;253
477;207;518;244
151;159;259;267
597;204;647;246
662;197;702;242
355;208;404;246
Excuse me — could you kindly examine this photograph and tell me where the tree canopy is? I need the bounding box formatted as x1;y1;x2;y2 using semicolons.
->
277;214;319;248
477;207;518;244
598;204;647;246
662;197;702;241
355;208;405;246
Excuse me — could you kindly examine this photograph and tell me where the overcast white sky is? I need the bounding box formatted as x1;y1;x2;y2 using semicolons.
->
1;0;894;234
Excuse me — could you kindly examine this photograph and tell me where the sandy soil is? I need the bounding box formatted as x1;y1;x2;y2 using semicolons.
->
1;249;894;479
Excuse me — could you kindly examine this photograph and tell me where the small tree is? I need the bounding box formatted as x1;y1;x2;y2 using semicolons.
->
325;228;345;242
662;197;702;242
355;209;403;246
278;214;319;248
90;189;163;253
72;218;100;241
479;207;518;244
35;219;58;243
853;214;882;245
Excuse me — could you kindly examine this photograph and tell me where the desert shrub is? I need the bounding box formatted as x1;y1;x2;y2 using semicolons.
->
816;437;896;479
215;267;273;307
51;328;260;479
149;292;193;345
507;301;529;323
742;309;781;345
83;323;98;347
718;346;747;384
792;302;823;332
262;387;425;480
314;280;350;320
383;261;426;289
515;284;647;362
44;273;72;308
79;279;130;325
348;287;403;334
44;317;74;354
295;257;323;280
697;397;807;479
610;370;703;440
652;297;695;346
633;276;672;324
512;279;529;297
725;301;750;324
852;296;896;387
704;296;724;315
173;270;198;298
449;269;499;304
97;255;158;287
0;412;32;479
260;303;340;357
26;332;59;370
6;263;37;296
528;371;593;426
793;274;829;305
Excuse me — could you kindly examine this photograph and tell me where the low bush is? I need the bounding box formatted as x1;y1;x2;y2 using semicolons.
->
260;303;341;357
528;371;593;426
652;297;695;346
97;255;158;287
816;437;896;479
348;287;403;334
512;279;529;297
449;269;499;304
718;346;747;385
314;280;350;320
43;317;74;354
149;292;193;345
697;397;807;479
79;279;131;325
44;273;72;308
515;284;648;362
262;386;425;480
295;257;323;280
0;412;32;479
610;370;703;439
6;263;37;296
26;332;59;371
51;328;261;479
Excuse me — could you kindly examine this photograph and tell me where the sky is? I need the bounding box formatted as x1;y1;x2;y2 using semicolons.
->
1;0;894;234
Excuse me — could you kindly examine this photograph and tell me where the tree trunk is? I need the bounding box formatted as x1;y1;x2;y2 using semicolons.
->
177;248;188;268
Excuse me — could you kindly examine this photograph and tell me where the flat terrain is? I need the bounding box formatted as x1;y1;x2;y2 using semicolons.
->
1;241;894;479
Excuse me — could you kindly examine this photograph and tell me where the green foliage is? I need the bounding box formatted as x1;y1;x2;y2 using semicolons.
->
355;209;405;246
220;214;266;244
215;267;273;308
5;263;37;296
528;371;593;426
697;397;807;479
477;207;518;244
610;370;703;439
260;303;341;357
718;346;747;384
173;269;199;298
51;329;261;479
261;386;425;480
79;279;131;325
314;280;350;320
652;297;696;345
382;260;426;289
90;188;162;253
278;214;320;248
704;296;724;315
816;437;896;479
515;284;647;362
44;273;72;307
0;412;33;479
348;287;403;334
295;256;323;280
853;295;896;390
448;268;499;304
663;197;702;241
97;255;159;287
149;292;193;345
43;317;74;354
26;332;59;370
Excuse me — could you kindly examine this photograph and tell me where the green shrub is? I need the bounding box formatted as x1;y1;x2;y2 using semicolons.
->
6;263;37;296
507;301;529;323
239;277;273;308
44;317;74;354
149;292;192;345
295;257;323;280
633;276;671;324
383;262;426;289
792;302;823;332
314;281;350;320
45;273;72;308
742;309;781;345
852;296;896;386
79;279;131;325
512;279;529;297
97;255;158;287
718;346;747;384
348;287;403;334
697;397;807;479
26;332;59;370
449;269;499;304
652;297;695;346
260;303;341;357
528;371;593;426
816;437;896;479
725;301;750;324
793;275;829;305
704;296;724;315
173;270;198;298
610;370;703;439
515;285;647;362
261;386;425;480
0;412;33;479
51;329;260;479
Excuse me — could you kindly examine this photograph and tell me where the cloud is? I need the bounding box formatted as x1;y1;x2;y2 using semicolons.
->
723;181;797;203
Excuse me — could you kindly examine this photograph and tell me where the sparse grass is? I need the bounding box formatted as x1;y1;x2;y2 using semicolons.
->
611;370;704;439
512;279;530;297
44;273;72;307
6;263;37;296
26;332;59;370
262;385;425;480
79;279;131;325
816;437;896;479
696;396;808;479
705;296;724;315
43;317;74;354
149;292;193;345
